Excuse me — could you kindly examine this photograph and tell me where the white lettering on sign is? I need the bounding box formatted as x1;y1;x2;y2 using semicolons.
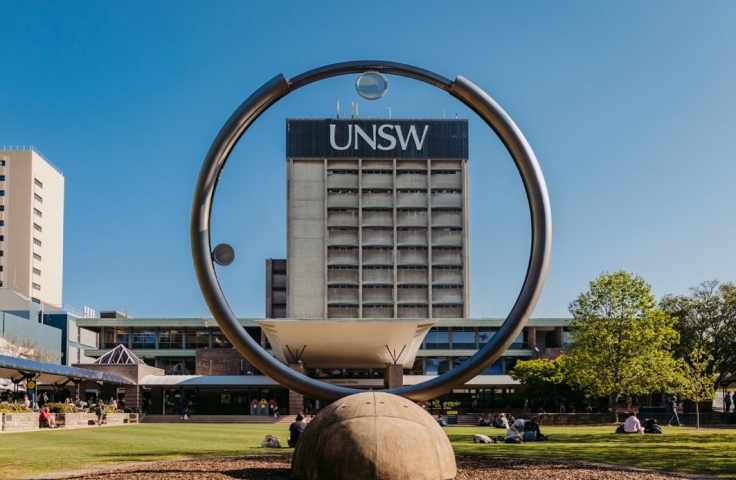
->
329;124;429;151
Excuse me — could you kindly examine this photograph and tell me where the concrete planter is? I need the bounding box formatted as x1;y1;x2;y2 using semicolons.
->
2;412;41;432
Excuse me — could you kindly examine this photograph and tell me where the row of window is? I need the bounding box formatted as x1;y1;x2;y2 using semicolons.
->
328;189;461;194
327;170;461;175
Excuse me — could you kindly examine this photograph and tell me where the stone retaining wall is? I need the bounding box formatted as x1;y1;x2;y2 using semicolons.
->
1;412;139;432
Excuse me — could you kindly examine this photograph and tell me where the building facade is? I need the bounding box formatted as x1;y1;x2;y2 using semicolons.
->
286;119;469;320
0;148;64;307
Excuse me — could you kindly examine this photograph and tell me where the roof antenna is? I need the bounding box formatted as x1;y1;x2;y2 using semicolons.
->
336;101;340;119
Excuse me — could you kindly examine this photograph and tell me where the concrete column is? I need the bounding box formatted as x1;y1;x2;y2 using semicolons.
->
289;363;307;415
555;327;564;348
383;364;403;389
527;327;537;358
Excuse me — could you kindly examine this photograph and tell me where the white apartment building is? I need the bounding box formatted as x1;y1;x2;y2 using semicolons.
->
0;148;64;307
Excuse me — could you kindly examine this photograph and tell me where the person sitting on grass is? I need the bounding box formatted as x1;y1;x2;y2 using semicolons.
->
437;414;447;427
523;416;548;441
497;418;525;444
288;414;307;448
493;413;509;429
623;411;644;434
39;406;58;428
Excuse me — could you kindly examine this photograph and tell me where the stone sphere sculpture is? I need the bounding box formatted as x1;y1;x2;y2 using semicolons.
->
292;392;456;480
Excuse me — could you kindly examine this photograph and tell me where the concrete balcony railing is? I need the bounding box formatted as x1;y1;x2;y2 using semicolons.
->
431;211;462;227
432;288;463;304
432;306;464;318
328;269;359;284
328;230;359;247
363;250;393;265
272;274;287;289
327;160;359;170
432;230;463;247
397;210;428;227
398;306;429;318
328;250;359;265
397;230;427;246
432;250;462;265
432;269;463;285
430;173;462;189
362;288;394;303
362;174;393;189
272;291;286;304
431;192;462;208
327;211;359;227
363;306;395;319
362;268;393;284
397;250;428;265
396;174;427;189
362;192;393;208
362;230;393;246
362;211;393;228
397;288;429;303
397;192;428;208
327;194;359;208
328;307;359;319
328;288;359;303
397;269;428;284
326;174;359;189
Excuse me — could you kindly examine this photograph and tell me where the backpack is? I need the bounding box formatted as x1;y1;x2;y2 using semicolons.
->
522;430;537;442
474;434;492;444
261;435;281;448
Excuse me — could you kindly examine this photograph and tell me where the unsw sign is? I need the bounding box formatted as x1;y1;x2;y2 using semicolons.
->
286;119;468;159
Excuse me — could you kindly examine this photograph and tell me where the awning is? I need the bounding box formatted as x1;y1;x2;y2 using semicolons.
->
0;354;135;386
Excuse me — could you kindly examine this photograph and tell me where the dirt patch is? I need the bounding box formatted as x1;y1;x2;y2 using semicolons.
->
53;455;695;479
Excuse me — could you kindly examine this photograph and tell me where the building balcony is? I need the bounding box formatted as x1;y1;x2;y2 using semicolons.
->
397;230;427;246
362;174;393;189
362;250;393;265
362;306;395;319
397;269;428;284
328;250;359;265
362;288;394;304
362;230;393;247
396;174;427;189
362;192;393;208
432;288;463;304
432;269;463;285
431;192;462;208
328;288;359;303
431;211;462;228
397;249;428;265
432;229;463;247
362;268;393;284
328;307;359;319
397;288;428;303
327;211;359;227
327;194;359;208
397;192;427;208
430;173;462;189
328;230;359;247
272;291;286;304
326;174;359;189
432;306;464;318
272;274;287;289
397;210;427;227
397;306;429;318
362;211;393;228
328;269;359;284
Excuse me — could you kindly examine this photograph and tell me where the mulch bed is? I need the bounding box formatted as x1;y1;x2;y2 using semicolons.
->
56;455;689;479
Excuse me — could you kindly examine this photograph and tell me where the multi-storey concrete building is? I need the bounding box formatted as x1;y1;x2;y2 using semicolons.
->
286;119;469;320
0;148;64;307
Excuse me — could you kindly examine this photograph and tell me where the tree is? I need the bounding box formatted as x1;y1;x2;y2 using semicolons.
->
565;271;683;421
678;346;717;429
509;358;570;408
661;280;736;389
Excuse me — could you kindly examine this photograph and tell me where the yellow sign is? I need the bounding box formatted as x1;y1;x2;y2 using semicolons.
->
26;381;36;389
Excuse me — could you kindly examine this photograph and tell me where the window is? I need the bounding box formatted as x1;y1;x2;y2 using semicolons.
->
425;358;449;376
34;193;43;203
451;327;476;349
33;238;42;247
31;297;40;304
105;328;130;347
0;235;3;241
0;160;5;166
0;191;4;196
32;268;41;276
132;328;156;349
32;283;41;291
0;175;4;181
158;329;183;349
34;178;43;188
424;329;449;349
185;328;210;349
0;221;3;227
0;266;3;272
33;223;42;232
33;253;41;261
0;251;3;257
0;205;4;211
34;208;42;217
479;330;497;345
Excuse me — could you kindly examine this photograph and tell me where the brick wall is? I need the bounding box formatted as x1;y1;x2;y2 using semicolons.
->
195;348;254;376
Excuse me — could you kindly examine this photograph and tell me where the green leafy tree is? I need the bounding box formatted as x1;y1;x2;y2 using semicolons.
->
509;358;570;406
677;346;717;429
661;280;736;389
565;271;683;421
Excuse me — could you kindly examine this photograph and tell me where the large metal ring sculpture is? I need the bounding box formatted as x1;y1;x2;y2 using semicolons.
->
191;61;552;402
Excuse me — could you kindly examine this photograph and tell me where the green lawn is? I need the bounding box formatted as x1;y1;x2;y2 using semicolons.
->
1;424;735;479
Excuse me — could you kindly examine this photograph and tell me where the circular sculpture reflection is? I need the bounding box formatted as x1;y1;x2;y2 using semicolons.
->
190;60;552;403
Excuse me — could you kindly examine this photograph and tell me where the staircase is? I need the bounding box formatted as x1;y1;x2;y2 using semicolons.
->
142;414;298;424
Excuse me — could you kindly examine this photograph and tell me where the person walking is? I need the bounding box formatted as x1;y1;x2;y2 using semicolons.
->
724;392;732;414
666;395;683;427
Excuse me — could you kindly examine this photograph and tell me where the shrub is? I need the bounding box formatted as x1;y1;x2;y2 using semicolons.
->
89;405;116;414
0;403;33;413
48;402;79;414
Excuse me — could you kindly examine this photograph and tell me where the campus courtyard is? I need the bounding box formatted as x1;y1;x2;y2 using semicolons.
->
2;424;735;479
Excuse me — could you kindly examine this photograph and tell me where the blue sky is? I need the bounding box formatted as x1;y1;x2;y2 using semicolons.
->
1;1;734;319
